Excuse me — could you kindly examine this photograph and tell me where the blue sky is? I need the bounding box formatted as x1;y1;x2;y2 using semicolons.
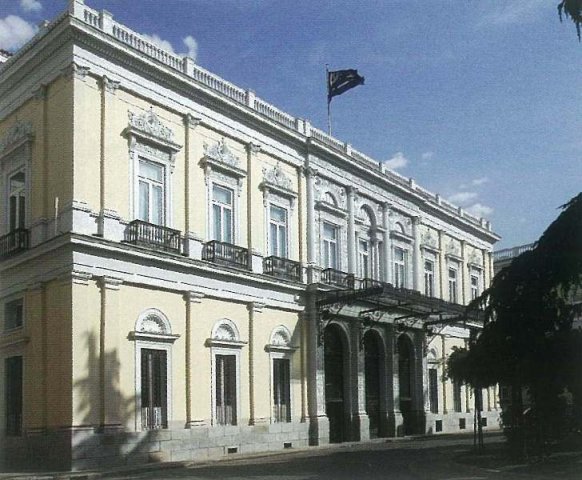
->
1;0;581;249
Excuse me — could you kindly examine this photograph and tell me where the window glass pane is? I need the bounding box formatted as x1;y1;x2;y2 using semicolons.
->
139;160;163;182
270;205;286;223
9;196;16;232
329;242;337;269
152;185;163;225
270;223;278;256
4;299;23;331
279;226;287;258
9;172;25;193
224;208;233;243
323;222;336;240
213;185;232;205
213;204;222;240
139;181;149;221
395;248;404;262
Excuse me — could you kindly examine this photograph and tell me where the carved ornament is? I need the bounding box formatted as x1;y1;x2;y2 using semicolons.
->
0;120;33;157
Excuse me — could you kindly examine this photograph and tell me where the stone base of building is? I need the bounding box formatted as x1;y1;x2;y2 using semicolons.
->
1;422;310;472
425;410;501;435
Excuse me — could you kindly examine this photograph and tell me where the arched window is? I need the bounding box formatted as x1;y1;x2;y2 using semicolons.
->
266;325;295;423
131;309;179;431
207;319;246;426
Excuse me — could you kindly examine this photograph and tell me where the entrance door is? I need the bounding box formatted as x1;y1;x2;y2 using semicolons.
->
398;335;414;435
364;331;381;438
324;325;346;443
141;349;167;429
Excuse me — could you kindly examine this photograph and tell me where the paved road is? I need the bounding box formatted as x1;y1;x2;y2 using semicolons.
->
102;433;579;480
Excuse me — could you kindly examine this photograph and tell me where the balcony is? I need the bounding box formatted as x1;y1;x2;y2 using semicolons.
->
0;229;29;260
126;220;181;254
321;268;355;289
264;256;301;282
202;240;249;269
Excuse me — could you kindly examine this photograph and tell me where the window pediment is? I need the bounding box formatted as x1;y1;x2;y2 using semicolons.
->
125;109;182;153
315;200;347;218
201;138;246;179
265;325;296;353
260;163;297;208
390;230;413;243
0;121;33;159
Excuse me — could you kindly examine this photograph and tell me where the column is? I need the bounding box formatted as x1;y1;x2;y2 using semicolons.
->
184;291;204;427
412;217;422;292
306;291;329;445
98;276;123;430
438;230;446;299
351;323;370;441
304;166;317;283
183;115;201;258
481;249;489;288
347;187;357;274
381;203;392;283
247;301;265;425
246;143;262;273
417;332;429;433
387;326;403;436
488;252;494;287
441;335;447;414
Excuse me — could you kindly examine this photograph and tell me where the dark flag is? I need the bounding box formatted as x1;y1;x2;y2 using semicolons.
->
327;69;365;102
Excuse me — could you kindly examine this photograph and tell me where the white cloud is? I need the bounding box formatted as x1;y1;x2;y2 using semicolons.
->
479;0;547;27
466;203;494;218
20;0;42;13
471;176;489;186
448;191;478;205
142;33;198;62
182;35;198;60
421;151;434;161
383;152;408;170
0;15;37;51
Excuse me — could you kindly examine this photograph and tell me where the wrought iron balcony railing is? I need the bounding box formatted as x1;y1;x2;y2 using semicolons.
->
0;229;29;260
202;240;249;269
321;268;355;289
264;255;301;282
126;220;181;254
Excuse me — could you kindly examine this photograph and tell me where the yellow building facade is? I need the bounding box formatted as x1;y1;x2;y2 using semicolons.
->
0;0;500;471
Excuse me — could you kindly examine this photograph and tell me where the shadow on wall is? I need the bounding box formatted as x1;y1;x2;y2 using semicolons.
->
4;333;164;472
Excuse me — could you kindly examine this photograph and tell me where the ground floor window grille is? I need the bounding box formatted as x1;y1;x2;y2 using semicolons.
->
273;358;291;423
216;354;237;425
5;356;23;436
141;349;167;430
429;368;439;414
453;381;463;412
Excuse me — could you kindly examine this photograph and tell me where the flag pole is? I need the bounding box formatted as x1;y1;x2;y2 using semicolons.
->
326;64;332;135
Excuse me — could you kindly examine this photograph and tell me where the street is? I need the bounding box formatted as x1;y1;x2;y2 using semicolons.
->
102;433;582;480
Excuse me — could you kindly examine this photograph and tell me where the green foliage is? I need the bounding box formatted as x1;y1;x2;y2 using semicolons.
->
449;193;582;452
558;0;582;40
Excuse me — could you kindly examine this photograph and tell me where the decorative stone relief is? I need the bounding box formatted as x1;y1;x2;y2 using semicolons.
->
132;309;178;343
262;162;293;191
314;177;346;209
128;108;175;144
421;230;438;249
61;62;90;81
203;138;241;169
468;249;483;266
270;326;292;347
446;239;461;257
139;314;168;334
0;120;33;156
214;323;237;341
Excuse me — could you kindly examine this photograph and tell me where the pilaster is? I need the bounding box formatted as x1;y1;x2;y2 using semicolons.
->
438;230;446;299
412;216;422;291
347;186;357;274
351;322;370;441
247;301;266;425
246;143;261;269
98;276;123;431
441;335;447;414
460;240;467;304
183;115;201;258
184;291;204;428
304;166;317;267
381;203;392;284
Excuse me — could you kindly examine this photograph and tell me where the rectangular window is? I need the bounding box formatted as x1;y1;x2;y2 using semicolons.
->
212;185;234;243
8;171;26;231
322;222;338;269
215;354;237;425
424;260;434;297
471;272;480;300
4;298;23;331
273;358;291;423
358;238;370;278
429;368;439;414
5;356;23;436
453;381;463;413
394;247;407;288
269;205;288;258
141;349;167;430
448;267;458;303
138;160;164;225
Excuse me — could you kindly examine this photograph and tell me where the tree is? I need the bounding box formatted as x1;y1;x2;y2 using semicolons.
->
558;0;582;40
447;193;582;456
